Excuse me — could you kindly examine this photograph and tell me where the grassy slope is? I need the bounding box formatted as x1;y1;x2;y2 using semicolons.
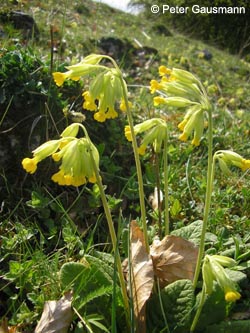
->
1;0;250;235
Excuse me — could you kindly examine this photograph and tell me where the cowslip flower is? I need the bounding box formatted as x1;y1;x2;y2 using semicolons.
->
124;118;167;154
82;68;126;122
22;124;99;187
53;54;105;87
51;138;99;186
177;105;204;146
151;65;210;146
214;150;250;175
202;255;241;302
22;140;61;174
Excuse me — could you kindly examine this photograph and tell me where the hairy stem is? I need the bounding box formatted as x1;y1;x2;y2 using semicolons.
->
193;107;213;288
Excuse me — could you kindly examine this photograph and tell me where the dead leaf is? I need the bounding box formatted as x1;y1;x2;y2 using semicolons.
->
150;235;198;288
130;220;154;333
0;319;9;333
35;291;73;333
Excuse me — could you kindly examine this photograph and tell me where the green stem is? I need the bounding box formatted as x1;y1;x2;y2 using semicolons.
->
193;107;214;288
163;134;170;235
154;153;162;239
190;286;206;333
101;55;149;252
82;125;130;323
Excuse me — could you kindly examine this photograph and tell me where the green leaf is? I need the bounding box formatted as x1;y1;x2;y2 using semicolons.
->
171;220;203;246
170;198;181;217
225;268;247;287
146;279;195;333
204;320;250;333
60;262;88;291
195;284;227;331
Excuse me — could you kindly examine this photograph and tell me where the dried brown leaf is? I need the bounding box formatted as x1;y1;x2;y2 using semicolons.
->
130;220;154;333
35;291;73;333
0;319;9;333
150;235;198;288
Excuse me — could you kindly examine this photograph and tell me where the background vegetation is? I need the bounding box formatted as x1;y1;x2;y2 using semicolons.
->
131;0;250;57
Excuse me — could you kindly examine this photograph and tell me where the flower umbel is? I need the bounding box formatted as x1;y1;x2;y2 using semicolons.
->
202;255;241;302
83;68;126;122
22;124;99;187
151;65;210;146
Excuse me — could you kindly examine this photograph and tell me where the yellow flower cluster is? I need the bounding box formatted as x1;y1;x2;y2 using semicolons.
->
202;255;241;302
124;118;167;155
22;124;99;187
82;69;130;122
52;54;132;123
150;65;210;146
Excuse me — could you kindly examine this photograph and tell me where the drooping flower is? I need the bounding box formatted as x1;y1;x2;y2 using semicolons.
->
214;150;250;175
82;68;125;122
22;140;61;174
51;138;99;186
120;99;132;112
53;54;105;87
151;65;210;146
177;105;204;146
202;255;241;302
22;124;99;187
124;118;167;154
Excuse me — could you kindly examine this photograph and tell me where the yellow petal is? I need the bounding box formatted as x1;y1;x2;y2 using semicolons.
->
53;72;68;86
225;291;241;302
22;157;38;174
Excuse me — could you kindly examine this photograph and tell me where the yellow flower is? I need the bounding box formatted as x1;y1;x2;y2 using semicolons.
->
154;96;197;108
153;96;167;106
51;138;99;187
82;91;97;111
124;125;132;141
159;65;172;76
53;54;106;87
22;140;61;174
125;118;167;154
178;106;204;146
53;71;81;87
94;111;106;122
151;65;211;146
215;150;250;174
179;132;188;143
82;69;125;122
202;255;241;302
138;144;147;156
22;124;100;187
150;79;162;94
22;157;39;174
106;107;118;119
241;159;250;171
225;290;241;302
120;99;132;112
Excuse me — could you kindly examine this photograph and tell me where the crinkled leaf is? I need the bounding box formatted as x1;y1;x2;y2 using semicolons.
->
171;220;203;246
150;235;198;287
35;292;73;333
225;268;247;287
130;220;154;333
146;279;195;333
195;284;227;331
60;262;89;290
